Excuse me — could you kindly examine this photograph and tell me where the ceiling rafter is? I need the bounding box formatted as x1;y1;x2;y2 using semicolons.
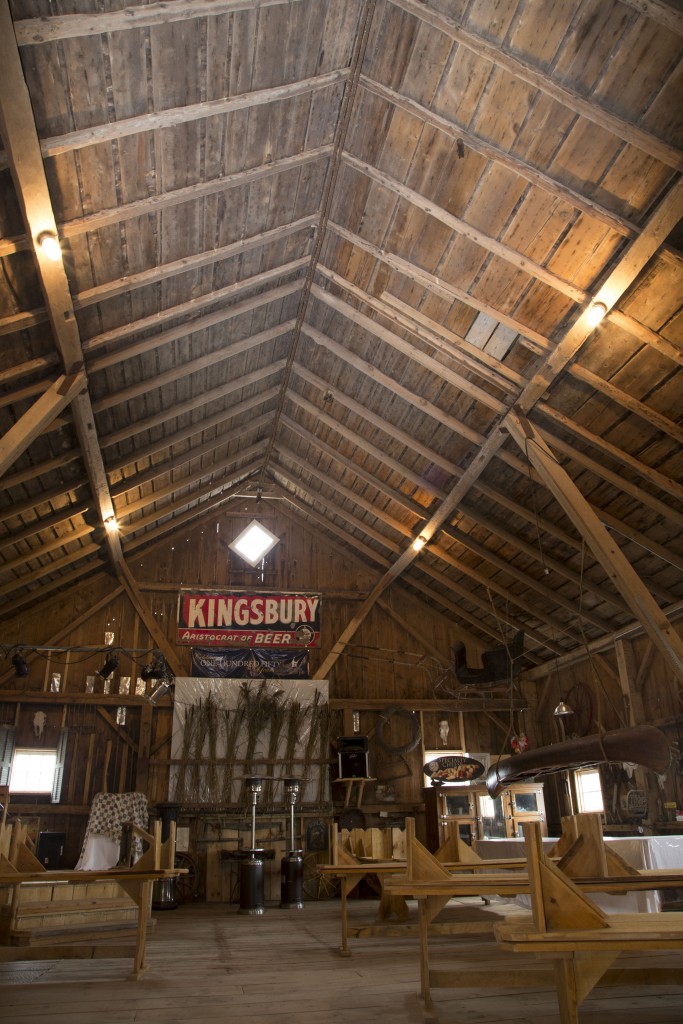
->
0;0;120;564
360;76;639;241
74;219;316;310
280;404;676;611
313;174;683;678
13;0;303;44
275;430;616;635
390;0;682;171
506;409;683;682
25;70;349;162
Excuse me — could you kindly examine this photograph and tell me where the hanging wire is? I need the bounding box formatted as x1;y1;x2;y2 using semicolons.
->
575;538;627;728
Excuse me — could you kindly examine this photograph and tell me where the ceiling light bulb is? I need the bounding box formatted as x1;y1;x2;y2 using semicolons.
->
37;231;61;262
104;516;119;533
586;301;607;328
412;536;426;552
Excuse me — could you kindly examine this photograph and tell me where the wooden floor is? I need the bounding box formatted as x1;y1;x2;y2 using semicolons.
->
1;896;682;1024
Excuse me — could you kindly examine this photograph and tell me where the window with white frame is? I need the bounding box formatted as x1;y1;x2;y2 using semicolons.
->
9;749;58;794
575;767;604;813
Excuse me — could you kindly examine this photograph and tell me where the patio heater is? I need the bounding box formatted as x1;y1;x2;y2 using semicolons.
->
239;776;265;915
279;777;304;909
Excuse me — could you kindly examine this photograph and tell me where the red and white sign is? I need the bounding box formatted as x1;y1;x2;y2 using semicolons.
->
176;589;321;647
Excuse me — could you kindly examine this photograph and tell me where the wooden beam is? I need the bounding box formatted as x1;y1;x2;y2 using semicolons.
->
88;283;301;373
115;440;267;521
92;324;293;415
390;0;683;171
14;0;304;44
342;153;587;303
35;71;348;159
96;707;138;752
295;395;634;612
109;390;279;475
75;220;315;309
83;262;305;358
101;363;284;450
533;418;683;527
117;561;183;677
0;0;121;566
618;0;683;36
360;76;638;239
0;373;85;478
62;150;330;239
327;221;552;355
124;475;259;551
505;408;683;683
615;639;646;727
311;283;509;414
111;413;273;500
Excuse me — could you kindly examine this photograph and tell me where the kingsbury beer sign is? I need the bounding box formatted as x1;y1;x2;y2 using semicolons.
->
176;589;321;647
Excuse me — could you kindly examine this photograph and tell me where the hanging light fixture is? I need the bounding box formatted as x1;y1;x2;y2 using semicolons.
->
553;699;574;717
149;679;174;704
97;653;119;680
12;652;29;677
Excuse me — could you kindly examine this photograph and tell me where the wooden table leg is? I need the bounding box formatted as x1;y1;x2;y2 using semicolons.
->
418;898;434;1013
553;956;580;1024
131;879;153;979
339;877;351;957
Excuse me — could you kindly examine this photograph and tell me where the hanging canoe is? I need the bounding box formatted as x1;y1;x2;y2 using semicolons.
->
485;724;671;797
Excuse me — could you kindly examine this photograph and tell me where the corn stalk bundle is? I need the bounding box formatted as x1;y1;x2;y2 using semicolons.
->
239;680;271;801
173;701;199;804
221;698;246;803
284;699;309;775
263;689;287;805
301;689;323;803
189;696;210;802
315;700;334;803
203;691;221;802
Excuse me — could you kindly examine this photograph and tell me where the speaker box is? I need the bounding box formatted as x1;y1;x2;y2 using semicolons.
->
338;750;369;777
35;831;65;870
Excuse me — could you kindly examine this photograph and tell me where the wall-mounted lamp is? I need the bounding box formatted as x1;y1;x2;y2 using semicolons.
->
586;301;608;328
37;231;62;262
412;535;427;552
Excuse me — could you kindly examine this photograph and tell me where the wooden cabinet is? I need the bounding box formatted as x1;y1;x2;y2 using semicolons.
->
424;782;546;850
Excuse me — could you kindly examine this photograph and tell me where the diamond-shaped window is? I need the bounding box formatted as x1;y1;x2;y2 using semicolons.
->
229;520;280;567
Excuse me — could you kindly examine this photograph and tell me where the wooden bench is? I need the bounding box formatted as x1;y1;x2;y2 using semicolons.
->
317;821;529;955
0;818;186;978
493;821;683;1023
381;816;683;1013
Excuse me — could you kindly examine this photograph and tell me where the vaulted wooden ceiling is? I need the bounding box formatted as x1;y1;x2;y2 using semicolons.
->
0;0;681;679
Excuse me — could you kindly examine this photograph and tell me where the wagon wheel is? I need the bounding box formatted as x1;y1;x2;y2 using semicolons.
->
173;850;200;903
564;683;594;737
302;851;340;900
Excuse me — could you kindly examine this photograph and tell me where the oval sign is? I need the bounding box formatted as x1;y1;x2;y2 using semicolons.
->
424;755;485;783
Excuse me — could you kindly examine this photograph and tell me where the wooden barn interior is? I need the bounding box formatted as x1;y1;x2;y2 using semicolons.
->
0;0;682;1021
